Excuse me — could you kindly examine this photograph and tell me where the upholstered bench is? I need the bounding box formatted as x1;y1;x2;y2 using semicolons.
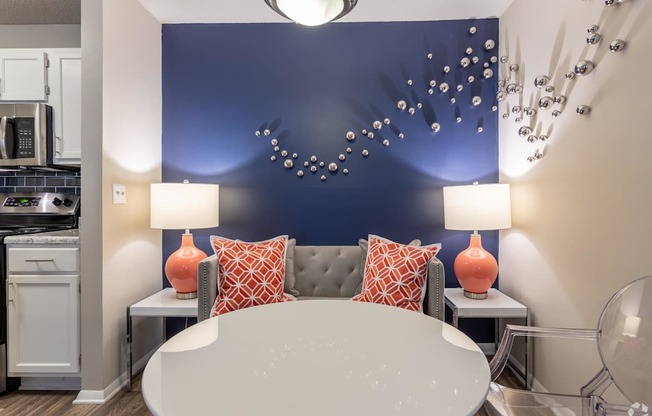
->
197;239;445;321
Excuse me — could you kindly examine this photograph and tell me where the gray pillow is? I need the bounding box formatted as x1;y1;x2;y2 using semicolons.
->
356;237;422;294
284;238;300;296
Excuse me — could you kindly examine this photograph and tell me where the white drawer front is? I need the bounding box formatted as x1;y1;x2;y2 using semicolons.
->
7;247;79;273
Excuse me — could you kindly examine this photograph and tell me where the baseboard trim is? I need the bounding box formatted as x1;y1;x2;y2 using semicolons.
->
478;345;549;393
505;355;548;393
20;376;81;391
508;355;525;373
73;345;160;405
73;377;122;405
530;376;548;393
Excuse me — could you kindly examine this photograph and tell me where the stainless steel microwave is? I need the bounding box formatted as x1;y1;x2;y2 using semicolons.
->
0;103;78;171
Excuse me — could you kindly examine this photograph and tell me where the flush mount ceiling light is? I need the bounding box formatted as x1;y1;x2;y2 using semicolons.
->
265;0;358;26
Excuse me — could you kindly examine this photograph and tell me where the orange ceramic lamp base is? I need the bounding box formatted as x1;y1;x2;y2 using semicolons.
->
453;233;498;300
165;233;207;299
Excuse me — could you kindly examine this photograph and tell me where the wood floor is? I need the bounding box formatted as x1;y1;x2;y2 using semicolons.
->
0;376;150;416
0;369;521;416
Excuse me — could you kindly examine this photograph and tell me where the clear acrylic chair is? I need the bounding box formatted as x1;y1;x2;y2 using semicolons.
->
485;275;652;416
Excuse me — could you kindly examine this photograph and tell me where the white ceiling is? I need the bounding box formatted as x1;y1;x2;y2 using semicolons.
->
0;0;516;25
137;0;516;24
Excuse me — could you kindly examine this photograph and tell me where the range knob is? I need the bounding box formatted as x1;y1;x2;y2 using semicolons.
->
52;197;63;206
63;198;73;207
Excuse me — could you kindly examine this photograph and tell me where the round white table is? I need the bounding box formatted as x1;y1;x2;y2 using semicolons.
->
142;300;490;415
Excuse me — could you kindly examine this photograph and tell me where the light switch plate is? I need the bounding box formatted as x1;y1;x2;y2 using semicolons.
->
112;184;126;204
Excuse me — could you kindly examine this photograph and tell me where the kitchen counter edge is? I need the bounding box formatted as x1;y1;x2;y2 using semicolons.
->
4;229;79;244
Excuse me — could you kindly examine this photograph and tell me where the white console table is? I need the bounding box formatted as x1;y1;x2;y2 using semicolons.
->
445;288;531;388
126;288;197;391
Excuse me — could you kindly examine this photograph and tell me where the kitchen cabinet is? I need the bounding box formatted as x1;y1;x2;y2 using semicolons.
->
48;51;82;165
0;48;81;166
6;245;80;376
0;51;48;102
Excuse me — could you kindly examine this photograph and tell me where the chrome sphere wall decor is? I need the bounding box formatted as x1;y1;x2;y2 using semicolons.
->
609;39;627;52
254;21;500;182
500;0;634;163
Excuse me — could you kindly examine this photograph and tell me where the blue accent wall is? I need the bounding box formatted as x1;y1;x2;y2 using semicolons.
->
161;19;499;290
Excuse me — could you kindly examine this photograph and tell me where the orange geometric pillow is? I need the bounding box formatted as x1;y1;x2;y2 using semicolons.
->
352;235;441;312
210;235;295;316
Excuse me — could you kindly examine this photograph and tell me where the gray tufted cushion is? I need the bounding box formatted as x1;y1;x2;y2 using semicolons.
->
293;246;362;298
197;243;445;322
284;238;300;296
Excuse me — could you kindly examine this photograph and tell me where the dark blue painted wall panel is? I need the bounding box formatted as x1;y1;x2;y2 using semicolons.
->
161;20;500;292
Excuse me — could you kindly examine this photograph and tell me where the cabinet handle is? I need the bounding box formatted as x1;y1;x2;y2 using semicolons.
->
24;259;55;263
7;282;14;303
0;116;10;159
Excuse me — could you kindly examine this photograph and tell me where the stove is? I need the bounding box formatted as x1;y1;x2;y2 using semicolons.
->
0;193;79;241
0;192;79;394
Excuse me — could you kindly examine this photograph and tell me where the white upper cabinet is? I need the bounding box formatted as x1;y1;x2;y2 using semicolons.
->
0;48;82;166
0;51;48;101
48;51;82;164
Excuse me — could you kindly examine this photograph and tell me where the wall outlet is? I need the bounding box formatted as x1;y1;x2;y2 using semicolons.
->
112;184;127;204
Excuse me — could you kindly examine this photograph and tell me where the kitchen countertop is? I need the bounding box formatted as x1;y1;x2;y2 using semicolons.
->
4;229;79;244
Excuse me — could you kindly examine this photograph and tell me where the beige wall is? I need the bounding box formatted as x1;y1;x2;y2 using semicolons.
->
0;24;80;48
80;0;163;394
80;0;104;392
499;0;652;393
101;0;163;389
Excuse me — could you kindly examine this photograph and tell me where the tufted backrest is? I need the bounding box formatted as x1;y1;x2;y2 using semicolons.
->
197;244;445;322
293;246;362;298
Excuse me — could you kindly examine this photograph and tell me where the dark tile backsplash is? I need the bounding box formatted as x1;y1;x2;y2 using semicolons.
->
0;170;81;195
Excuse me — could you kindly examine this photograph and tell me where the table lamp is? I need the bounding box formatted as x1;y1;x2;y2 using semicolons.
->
151;180;219;299
443;183;511;299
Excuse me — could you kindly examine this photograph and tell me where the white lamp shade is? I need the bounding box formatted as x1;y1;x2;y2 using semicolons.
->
443;183;511;231
150;183;219;230
276;0;344;26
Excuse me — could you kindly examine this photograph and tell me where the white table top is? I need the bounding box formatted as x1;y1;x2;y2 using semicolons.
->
445;288;527;318
129;288;197;317
142;300;490;416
